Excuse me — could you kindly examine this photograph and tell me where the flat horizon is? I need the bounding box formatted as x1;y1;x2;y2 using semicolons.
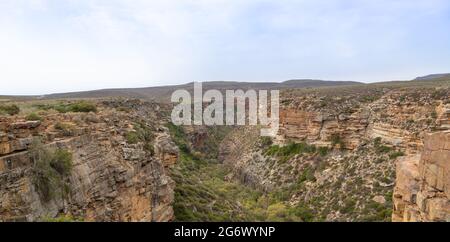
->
3;73;449;96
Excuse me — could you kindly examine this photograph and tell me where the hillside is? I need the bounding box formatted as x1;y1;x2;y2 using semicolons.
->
415;73;450;81
41;80;363;102
7;74;448;103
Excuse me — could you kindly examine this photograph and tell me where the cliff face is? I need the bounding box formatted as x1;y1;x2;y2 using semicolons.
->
219;86;449;221
0;100;177;222
277;89;448;152
278;108;369;150
393;131;450;222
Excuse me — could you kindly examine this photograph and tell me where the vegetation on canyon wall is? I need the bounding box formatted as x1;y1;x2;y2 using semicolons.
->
168;123;326;222
29;140;73;202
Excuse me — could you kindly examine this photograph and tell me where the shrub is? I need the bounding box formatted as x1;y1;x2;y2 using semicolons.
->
340;199;356;214
266;203;288;222
374;137;392;154
259;137;273;147
298;165;316;183
0;104;20;115
68;101;97;113
54;122;76;136
373;137;382;145
125;121;156;147
318;147;329;157
126;131;139;144
291;205;315;222
35;101;97;113
376;145;392;154
389;151;405;160
330;134;344;149
266;142;316;157
29;140;73;202
49;149;73;176
374;157;386;164
26;113;43;121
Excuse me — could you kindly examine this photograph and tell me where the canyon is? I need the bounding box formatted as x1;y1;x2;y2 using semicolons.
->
0;78;449;222
0;100;177;221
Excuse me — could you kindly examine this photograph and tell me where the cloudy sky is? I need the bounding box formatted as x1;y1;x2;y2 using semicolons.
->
1;0;449;95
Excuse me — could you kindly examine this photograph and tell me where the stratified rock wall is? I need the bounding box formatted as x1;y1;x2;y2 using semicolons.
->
278;108;369;150
276;89;447;153
220;86;449;221
393;131;450;222
0;100;177;222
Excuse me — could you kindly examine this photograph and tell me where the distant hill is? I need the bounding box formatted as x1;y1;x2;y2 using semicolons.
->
282;79;361;87
414;73;450;81
42;79;364;102
4;75;448;103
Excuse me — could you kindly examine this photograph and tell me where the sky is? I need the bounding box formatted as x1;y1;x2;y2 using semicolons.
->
1;0;450;95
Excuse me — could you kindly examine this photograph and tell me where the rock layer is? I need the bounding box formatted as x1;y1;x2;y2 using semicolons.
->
0;100;177;222
393;131;450;222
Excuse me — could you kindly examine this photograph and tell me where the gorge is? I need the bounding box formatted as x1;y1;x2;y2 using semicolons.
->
0;78;449;222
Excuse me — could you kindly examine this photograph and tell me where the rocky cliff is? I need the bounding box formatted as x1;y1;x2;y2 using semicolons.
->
0;99;178;222
393;131;449;222
277;87;448;152
219;85;449;221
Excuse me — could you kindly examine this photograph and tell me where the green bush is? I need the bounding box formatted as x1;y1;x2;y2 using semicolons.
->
376;145;392;154
123;122;156;153
50;149;73;176
298;165;316;183
290;205;315;222
167;122;191;153
35;101;97;113
29;140;73;202
340;199;356;214
374;137;392;154
68;102;97;113
266;142;316;157
0;104;20;115
126;131;139;144
26;113;43;121
54;122;75;136
389;151;405;160
259;136;273;147
331;134;345;148
318;146;329;157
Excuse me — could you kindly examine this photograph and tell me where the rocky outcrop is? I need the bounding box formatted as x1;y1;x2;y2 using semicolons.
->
154;129;179;168
393;131;450;222
276;88;445;153
0;121;42;156
277;108;369;150
0;100;177;222
436;103;450;130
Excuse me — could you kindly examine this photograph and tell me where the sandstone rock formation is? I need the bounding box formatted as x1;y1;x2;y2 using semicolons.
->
276;89;445;153
393;131;450;222
220;86;449;221
154;129;179;168
0;100;178;222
